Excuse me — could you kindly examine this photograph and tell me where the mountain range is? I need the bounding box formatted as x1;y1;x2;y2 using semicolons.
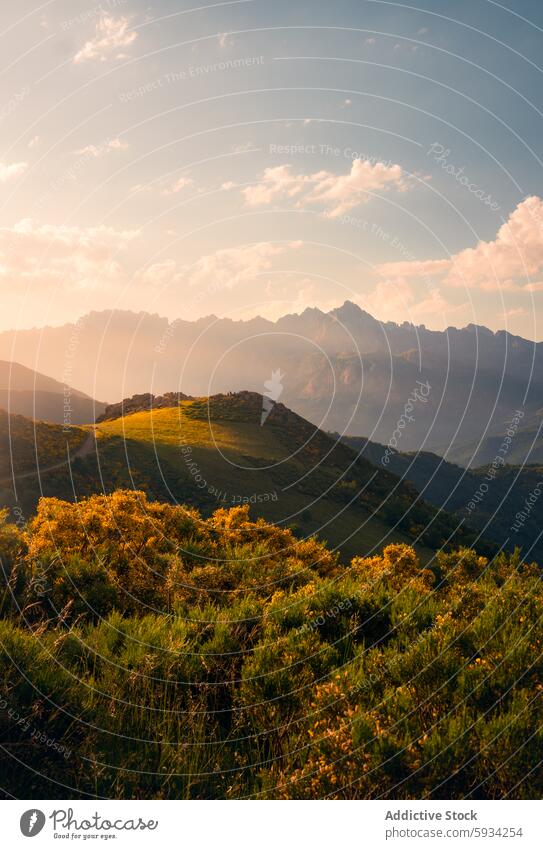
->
0;303;540;459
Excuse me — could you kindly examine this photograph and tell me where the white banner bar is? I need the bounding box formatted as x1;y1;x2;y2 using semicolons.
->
3;799;542;848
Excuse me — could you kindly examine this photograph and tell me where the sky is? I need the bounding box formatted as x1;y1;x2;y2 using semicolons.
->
0;0;542;338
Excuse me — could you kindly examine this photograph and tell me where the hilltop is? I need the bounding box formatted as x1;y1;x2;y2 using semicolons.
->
0;392;487;563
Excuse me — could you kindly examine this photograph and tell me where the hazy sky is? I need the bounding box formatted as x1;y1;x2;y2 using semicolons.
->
1;0;542;338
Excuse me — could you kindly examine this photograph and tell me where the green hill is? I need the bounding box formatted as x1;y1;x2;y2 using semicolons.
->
0;393;487;563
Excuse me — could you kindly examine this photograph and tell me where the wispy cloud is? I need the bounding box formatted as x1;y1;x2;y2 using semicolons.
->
138;242;302;292
243;159;410;217
74;15;138;64
218;32;233;48
75;138;129;157
0;219;138;290
162;176;193;196
0;161;27;182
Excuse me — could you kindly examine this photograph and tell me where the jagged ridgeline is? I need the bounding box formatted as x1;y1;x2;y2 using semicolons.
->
0;490;541;799
0;392;487;562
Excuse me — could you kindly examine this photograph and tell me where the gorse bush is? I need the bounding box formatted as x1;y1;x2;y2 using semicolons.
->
0;490;541;799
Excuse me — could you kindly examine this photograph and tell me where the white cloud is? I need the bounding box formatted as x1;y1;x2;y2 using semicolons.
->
75;137;129;157
0;161;27;182
28;136;40;149
74;15;138;64
377;196;543;292
137;260;177;288
243;165;307;207
243;159;409;218
186;242;301;290
447;196;543;290
162;176;193;195
137;242;302;292
501;306;528;320
377;258;450;280
0;219;138;290
309;159;410;217
218;32;233;48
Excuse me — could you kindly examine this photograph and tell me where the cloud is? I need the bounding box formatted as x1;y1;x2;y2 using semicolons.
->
218;32;233;48
376;197;543;291
0;161;27;182
28;136;40;149
137;260;177;288
309;159;410;217
447;196;543;290
243;159;410;217
75;138;129;157
243;165;307;207
0;219;138;291
377;258;450;280
501;306;528;320
138;242;302;292
162;176;193;195
187;242;301;290
74;15;138;63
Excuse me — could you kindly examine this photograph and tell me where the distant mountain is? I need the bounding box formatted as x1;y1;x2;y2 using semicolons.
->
342;435;543;565
0;360;105;424
0;304;540;456
0;393;488;563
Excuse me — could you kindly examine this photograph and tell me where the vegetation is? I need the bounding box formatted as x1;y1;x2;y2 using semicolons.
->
93;392;489;561
1;395;490;563
0;490;541;799
0;411;87;478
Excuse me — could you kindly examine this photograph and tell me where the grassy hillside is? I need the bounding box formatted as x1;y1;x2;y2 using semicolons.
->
93;392;488;562
0;410;87;478
0;491;540;799
0;393;487;563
